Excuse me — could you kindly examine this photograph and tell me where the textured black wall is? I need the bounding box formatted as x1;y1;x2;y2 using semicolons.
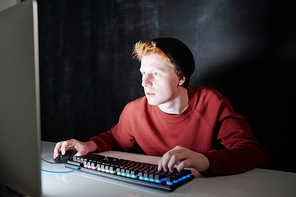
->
38;0;296;172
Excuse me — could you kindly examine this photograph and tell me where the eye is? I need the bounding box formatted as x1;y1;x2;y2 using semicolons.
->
153;72;159;76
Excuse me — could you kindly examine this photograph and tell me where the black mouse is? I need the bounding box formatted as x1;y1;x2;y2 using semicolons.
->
54;149;77;163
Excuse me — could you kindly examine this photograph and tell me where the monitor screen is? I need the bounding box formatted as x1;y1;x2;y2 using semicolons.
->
0;0;41;196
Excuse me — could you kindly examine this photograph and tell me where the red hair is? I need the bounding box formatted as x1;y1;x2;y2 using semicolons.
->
133;41;179;74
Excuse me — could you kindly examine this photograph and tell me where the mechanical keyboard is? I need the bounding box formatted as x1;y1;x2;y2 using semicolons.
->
64;153;195;192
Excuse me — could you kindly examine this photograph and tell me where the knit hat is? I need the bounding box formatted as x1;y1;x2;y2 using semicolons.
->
153;37;195;87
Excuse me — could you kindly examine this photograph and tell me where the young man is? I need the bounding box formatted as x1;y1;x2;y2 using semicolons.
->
54;38;267;176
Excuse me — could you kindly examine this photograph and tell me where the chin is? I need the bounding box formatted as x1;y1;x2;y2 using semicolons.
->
146;98;160;106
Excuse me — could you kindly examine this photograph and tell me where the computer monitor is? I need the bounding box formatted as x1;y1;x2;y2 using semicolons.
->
0;0;41;196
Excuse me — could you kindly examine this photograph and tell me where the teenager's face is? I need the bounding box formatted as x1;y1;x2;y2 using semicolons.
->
140;54;183;106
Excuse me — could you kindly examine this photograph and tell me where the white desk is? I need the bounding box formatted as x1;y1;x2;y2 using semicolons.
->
41;141;296;197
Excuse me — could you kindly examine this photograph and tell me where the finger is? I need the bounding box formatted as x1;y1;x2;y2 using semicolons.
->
158;158;168;172
158;160;163;172
158;156;173;172
167;153;186;172
158;153;170;172
167;155;177;172
73;148;84;157
60;140;76;155
159;148;182;172
53;142;63;158
176;159;189;172
74;152;83;157
60;141;69;155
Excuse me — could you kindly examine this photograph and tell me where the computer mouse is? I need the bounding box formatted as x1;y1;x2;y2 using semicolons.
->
54;149;77;163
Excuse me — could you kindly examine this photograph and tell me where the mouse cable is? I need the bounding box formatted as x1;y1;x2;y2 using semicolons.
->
41;158;80;173
41;158;56;164
41;168;80;174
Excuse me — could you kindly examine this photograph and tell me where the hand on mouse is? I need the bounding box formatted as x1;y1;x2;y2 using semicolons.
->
53;139;98;159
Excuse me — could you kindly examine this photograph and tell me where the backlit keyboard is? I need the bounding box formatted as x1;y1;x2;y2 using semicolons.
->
64;153;195;192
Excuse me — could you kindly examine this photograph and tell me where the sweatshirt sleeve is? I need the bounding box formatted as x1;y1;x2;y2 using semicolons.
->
199;89;267;176
89;130;118;152
89;102;136;153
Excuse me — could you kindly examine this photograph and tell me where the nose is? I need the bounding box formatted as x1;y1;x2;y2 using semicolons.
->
142;74;152;87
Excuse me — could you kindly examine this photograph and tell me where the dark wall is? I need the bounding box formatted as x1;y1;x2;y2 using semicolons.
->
38;0;296;172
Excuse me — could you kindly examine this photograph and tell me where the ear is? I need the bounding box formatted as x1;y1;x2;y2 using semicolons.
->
178;72;186;86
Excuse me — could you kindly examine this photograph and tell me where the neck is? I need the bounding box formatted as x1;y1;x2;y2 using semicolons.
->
158;87;189;115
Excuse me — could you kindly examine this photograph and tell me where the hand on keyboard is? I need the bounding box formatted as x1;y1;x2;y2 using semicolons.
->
158;145;210;173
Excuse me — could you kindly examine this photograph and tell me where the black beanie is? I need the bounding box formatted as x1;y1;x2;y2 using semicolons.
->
153;37;195;87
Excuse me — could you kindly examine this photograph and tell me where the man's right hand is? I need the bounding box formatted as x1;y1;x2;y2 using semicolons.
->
53;139;98;159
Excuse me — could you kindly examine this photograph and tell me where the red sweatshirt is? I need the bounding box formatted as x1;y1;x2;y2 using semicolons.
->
90;85;267;176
